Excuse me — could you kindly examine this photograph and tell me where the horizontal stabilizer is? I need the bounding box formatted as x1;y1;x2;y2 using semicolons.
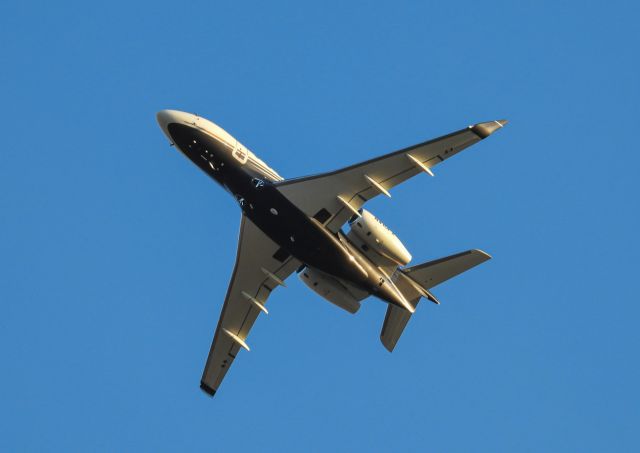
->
403;249;491;290
380;249;491;352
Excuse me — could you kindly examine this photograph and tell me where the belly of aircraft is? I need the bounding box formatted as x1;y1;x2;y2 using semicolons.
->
242;187;367;288
166;122;369;290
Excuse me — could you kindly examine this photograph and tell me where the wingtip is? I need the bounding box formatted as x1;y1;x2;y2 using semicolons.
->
200;381;216;397
470;119;508;139
380;336;396;352
473;249;493;261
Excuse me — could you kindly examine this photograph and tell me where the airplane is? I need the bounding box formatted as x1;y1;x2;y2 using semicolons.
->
156;110;507;396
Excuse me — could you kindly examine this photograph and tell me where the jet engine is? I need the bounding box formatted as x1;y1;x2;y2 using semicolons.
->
299;267;361;313
348;209;412;265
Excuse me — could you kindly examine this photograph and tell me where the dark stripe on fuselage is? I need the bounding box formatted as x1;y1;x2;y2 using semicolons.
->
166;123;372;291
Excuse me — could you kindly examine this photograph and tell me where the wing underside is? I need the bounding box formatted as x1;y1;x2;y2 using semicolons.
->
275;120;506;233
200;215;300;395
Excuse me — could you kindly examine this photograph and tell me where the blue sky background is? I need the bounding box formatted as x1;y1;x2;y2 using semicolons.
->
1;0;639;451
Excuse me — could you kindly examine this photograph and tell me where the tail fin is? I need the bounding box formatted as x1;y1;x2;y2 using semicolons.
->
380;249;491;352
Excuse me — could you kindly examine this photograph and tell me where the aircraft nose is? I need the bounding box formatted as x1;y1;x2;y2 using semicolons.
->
156;109;184;142
156;109;178;128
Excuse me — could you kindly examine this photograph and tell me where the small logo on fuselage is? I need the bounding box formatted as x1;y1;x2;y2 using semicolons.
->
233;145;248;164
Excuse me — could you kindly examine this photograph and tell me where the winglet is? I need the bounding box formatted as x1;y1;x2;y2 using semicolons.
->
470;119;508;139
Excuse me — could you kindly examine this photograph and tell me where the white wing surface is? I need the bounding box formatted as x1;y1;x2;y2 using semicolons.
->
275;120;506;232
200;215;301;396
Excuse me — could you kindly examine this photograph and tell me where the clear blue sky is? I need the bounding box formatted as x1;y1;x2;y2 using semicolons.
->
1;1;638;451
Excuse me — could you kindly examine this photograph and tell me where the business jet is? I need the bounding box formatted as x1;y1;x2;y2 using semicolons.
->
156;110;506;396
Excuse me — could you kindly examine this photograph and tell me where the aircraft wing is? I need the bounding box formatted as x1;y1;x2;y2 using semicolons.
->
200;214;301;396
275;120;507;232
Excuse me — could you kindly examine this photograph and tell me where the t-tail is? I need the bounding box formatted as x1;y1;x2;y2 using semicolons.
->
380;249;491;352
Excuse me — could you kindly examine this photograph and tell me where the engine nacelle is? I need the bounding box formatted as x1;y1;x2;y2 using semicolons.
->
349;209;412;265
299;267;361;313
